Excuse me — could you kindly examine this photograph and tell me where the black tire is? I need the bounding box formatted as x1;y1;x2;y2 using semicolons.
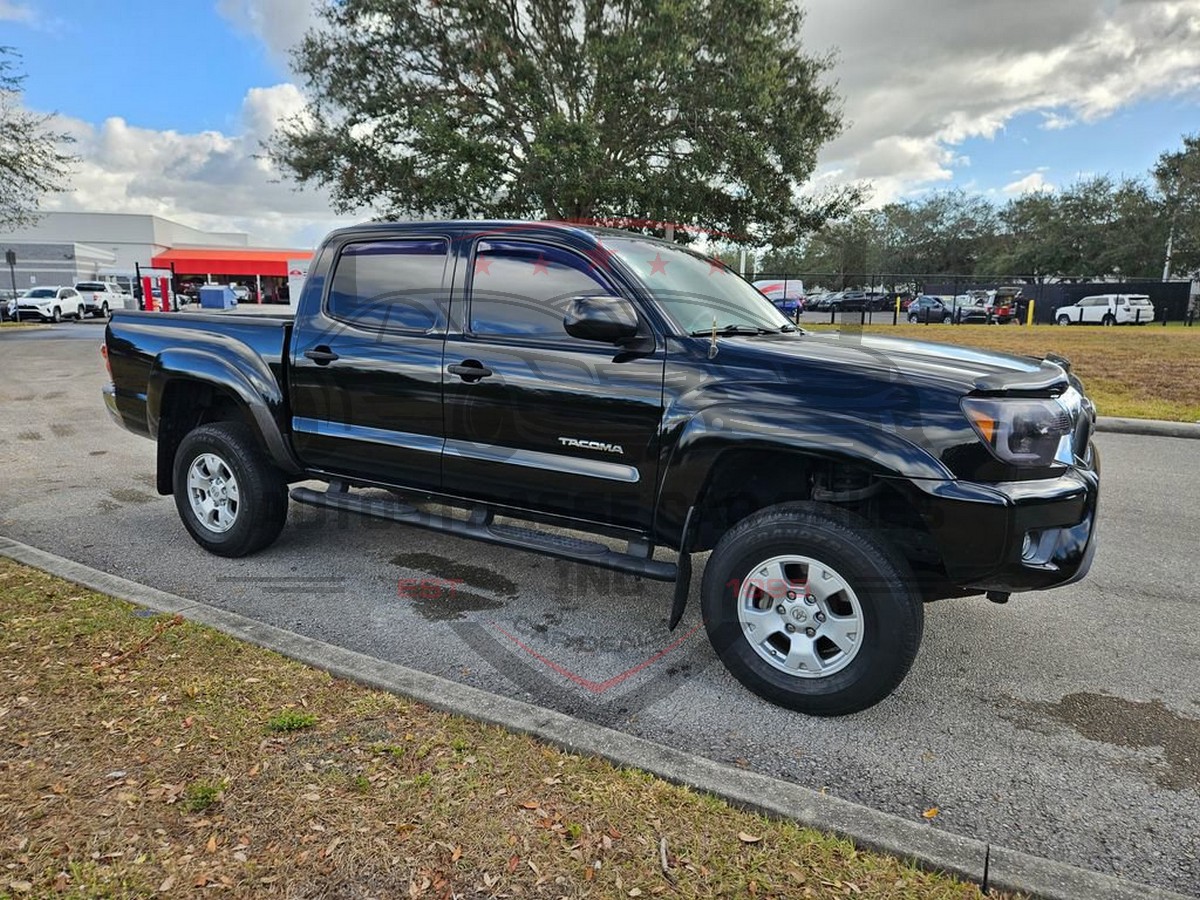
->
51;306;61;323
173;421;289;557
941;314;952;324
76;304;85;320
907;314;918;324
101;302;109;318
701;502;923;716
1057;315;1071;326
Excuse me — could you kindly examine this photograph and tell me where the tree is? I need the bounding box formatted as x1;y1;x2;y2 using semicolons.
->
1154;134;1200;277
271;0;858;244
0;47;74;231
877;190;999;276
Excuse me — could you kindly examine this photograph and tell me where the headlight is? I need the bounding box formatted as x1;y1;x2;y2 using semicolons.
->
961;389;1081;467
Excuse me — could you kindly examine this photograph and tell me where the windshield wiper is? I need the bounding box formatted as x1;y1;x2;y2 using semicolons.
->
689;323;776;336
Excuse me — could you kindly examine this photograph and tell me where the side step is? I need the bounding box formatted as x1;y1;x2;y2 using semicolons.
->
290;485;678;582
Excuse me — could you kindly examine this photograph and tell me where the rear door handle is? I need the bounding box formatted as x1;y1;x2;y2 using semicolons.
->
447;361;493;382
304;346;339;365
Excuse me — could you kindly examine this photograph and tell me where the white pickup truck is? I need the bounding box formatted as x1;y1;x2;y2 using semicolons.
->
74;281;131;318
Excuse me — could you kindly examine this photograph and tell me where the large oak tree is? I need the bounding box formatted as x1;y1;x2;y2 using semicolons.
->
271;0;856;243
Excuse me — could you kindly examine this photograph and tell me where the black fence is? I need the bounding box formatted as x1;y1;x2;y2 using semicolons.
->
753;272;1196;325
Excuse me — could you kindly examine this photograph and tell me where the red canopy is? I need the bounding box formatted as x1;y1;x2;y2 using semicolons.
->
151;248;313;277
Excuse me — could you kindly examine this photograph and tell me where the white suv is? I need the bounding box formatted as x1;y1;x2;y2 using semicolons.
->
1054;293;1155;326
15;286;86;323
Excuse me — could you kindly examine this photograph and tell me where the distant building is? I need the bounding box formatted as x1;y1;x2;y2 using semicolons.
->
2;212;311;304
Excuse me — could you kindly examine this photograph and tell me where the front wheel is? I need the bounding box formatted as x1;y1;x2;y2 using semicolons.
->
76;304;85;320
51;307;61;323
173;421;289;557
701;503;923;716
941;314;952;324
908;314;919;324
101;301;110;318
1057;315;1071;326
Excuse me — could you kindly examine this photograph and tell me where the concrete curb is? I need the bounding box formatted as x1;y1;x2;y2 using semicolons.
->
1096;416;1200;440
0;536;1190;900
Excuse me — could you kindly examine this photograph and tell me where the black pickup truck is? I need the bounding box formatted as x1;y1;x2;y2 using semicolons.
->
102;221;1100;715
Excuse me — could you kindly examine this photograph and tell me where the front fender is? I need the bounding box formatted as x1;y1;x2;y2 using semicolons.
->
653;404;953;546
148;346;301;474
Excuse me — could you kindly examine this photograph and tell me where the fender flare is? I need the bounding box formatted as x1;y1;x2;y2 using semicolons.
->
148;346;302;475
653;404;953;547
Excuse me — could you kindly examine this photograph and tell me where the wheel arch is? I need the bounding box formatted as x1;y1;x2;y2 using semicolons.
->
148;348;301;495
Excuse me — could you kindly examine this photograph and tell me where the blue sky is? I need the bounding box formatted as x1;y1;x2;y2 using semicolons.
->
3;0;1200;244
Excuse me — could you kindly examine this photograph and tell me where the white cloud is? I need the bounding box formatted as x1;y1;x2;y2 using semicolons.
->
0;1;34;22
1002;172;1055;195
215;0;319;66
43;84;354;248
804;0;1200;200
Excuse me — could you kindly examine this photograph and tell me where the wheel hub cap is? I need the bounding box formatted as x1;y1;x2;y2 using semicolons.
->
736;554;864;679
187;453;240;533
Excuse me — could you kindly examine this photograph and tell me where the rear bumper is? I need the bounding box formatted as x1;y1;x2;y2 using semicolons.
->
906;449;1100;593
103;383;152;440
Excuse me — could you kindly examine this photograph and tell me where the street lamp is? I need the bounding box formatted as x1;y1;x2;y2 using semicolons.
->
1114;265;1122;284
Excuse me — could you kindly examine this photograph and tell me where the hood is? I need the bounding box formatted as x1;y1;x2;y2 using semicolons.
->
730;330;1069;395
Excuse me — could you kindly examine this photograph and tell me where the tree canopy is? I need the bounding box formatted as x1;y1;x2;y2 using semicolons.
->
1154;133;1200;277
0;47;74;231
271;0;858;243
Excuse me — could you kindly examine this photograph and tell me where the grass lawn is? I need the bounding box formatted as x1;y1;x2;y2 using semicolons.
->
0;559;1008;899
807;322;1200;423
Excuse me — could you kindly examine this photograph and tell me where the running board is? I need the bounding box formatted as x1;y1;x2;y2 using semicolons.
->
290;485;678;582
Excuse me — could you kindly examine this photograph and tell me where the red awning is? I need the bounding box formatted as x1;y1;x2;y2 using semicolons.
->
151;248;313;277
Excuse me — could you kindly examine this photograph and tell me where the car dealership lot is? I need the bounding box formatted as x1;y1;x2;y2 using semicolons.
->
2;322;1198;895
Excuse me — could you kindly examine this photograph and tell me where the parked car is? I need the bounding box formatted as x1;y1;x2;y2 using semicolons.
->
954;298;1018;325
1054;294;1155;326
102;219;1100;717
752;279;805;316
15;286;86;322
74;281;131;318
906;295;953;323
828;290;869;312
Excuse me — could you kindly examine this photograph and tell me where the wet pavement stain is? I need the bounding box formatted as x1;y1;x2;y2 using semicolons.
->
88;450;107;457
109;488;156;504
17;430;42;441
50;423;75;437
1009;692;1200;791
390;552;519;597
402;587;505;622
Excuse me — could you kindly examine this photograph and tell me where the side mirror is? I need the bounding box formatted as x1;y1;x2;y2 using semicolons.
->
564;295;639;343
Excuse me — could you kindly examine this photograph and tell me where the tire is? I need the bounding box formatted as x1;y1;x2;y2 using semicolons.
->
941;314;952;324
908;314;918;324
51;306;61;323
101;302;109;318
701;502;923;716
1057;315;1071;326
173;421;289;557
1102;314;1115;326
76;304;85;321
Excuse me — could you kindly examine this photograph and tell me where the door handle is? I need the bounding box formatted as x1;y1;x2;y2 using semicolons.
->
447;361;493;382
304;346;339;365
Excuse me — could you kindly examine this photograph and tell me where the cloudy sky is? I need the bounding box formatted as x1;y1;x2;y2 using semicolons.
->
3;0;1199;247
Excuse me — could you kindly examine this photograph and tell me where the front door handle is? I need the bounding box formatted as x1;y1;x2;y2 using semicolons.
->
447;361;493;383
304;346;339;365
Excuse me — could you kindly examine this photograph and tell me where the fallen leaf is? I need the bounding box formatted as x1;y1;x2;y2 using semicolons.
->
507;855;519;873
738;832;762;844
922;807;939;819
451;845;462;862
521;801;540;809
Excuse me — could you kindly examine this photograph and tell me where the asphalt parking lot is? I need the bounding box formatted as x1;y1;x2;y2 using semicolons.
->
2;320;1197;895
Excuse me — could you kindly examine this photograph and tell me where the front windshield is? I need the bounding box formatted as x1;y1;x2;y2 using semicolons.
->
602;237;792;334
24;288;54;298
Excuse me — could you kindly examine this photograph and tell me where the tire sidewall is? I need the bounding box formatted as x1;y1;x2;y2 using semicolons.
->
173;423;286;557
702;507;922;715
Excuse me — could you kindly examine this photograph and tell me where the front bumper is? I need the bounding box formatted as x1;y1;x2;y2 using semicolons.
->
906;448;1100;593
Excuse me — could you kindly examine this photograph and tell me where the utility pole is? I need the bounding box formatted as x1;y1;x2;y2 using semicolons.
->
1162;214;1175;281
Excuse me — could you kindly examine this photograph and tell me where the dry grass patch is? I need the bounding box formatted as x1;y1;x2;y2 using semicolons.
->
809;323;1200;422
0;559;1011;899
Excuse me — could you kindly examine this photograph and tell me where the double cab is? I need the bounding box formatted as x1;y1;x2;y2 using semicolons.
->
102;221;1101;715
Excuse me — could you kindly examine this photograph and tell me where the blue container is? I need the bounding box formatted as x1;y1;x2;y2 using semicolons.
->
199;285;236;310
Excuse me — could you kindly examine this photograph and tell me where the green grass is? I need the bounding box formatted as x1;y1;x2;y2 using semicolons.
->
0;559;1013;898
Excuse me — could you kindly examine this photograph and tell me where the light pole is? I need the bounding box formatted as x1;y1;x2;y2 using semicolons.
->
5;250;16;321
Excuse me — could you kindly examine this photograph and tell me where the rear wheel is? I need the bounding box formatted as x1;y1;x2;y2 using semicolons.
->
701;503;923;716
101;301;110;318
173;421;289;557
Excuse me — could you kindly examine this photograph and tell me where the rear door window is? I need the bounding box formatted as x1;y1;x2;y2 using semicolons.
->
327;239;448;332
